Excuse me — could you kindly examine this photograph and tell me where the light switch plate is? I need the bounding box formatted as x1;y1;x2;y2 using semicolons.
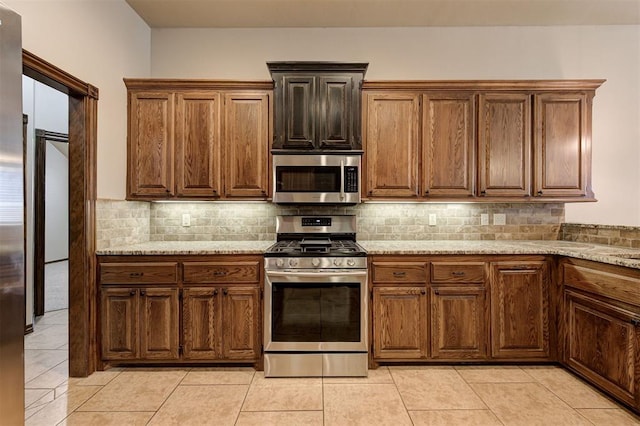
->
493;213;506;226
428;214;437;226
182;213;191;227
480;214;489;226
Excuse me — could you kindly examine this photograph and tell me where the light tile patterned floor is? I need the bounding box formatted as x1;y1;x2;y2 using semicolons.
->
25;310;640;425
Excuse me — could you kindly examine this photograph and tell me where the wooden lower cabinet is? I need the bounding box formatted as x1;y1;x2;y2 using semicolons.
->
101;287;179;361
565;290;640;408
99;255;262;365
372;287;428;359
430;286;488;359
490;261;549;359
182;286;260;361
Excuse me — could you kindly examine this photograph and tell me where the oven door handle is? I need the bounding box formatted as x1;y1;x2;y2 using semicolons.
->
266;270;367;278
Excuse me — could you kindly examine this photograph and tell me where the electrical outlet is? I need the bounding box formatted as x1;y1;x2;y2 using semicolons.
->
428;213;437;226
480;214;489;226
493;213;506;226
182;213;191;227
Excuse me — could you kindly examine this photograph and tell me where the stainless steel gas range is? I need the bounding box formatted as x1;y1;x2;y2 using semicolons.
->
263;215;368;377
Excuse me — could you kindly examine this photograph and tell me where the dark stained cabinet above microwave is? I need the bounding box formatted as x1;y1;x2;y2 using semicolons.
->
268;62;368;151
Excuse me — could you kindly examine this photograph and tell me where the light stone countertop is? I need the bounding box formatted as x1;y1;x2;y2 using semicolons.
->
96;240;640;270
96;240;275;255
360;240;640;269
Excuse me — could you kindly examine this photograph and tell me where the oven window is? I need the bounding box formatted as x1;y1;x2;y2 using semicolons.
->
275;166;341;192
271;283;360;342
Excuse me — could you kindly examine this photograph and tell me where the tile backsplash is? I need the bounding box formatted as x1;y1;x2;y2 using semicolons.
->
96;200;565;248
561;223;640;248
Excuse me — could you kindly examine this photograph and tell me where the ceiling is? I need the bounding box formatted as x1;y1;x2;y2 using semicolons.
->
125;0;640;28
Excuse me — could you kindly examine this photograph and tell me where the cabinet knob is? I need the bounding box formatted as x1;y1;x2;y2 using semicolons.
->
213;289;218;296
129;290;136;296
424;190;430;196
140;290;146;296
432;289;438;295
421;289;427;295
537;190;543;196
223;288;228;296
632;318;640;326
368;190;373;196
480;190;486;196
165;189;171;193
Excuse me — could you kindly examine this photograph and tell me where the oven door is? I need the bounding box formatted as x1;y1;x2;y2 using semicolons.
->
272;154;360;204
264;269;367;352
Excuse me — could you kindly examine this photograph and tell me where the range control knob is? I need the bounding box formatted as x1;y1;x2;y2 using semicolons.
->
275;258;285;268
346;258;356;267
333;258;343;266
288;258;299;267
311;258;321;267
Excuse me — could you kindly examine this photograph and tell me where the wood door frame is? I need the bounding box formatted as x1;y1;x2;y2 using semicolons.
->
33;129;69;317
23;50;99;377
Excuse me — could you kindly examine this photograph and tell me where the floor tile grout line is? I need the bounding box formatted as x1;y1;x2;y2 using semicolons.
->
385;365;415;424
233;370;255;425
455;366;507;425
24;358;69;388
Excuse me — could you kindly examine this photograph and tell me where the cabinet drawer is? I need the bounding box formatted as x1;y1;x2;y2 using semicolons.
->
371;262;428;283
431;262;485;283
183;262;260;283
100;263;178;284
563;263;640;307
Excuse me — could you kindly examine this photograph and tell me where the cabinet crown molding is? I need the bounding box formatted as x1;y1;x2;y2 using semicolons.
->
362;79;605;91
123;78;274;91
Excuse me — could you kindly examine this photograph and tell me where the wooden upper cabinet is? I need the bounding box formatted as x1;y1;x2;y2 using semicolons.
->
268;62;368;150
478;93;532;197
224;92;270;198
280;75;315;149
175;92;221;197
364;92;420;198
125;79;272;200
422;92;476;197
534;93;591;198
128;92;174;197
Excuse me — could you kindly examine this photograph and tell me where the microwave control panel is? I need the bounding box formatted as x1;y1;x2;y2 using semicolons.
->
344;167;359;193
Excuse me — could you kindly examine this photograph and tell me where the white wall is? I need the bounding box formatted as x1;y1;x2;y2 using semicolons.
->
6;0;151;200
151;26;640;226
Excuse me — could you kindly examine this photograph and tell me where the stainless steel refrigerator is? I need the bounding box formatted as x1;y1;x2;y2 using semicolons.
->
0;3;25;425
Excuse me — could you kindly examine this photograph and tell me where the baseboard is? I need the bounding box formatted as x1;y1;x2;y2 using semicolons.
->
24;324;34;335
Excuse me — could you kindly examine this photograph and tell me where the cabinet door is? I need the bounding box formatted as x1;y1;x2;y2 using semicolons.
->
222;287;260;360
223;92;269;198
128;91;174;197
175;92;221;197
101;288;139;360
478;93;531;197
490;261;549;359
318;75;354;150
364;92;420;198
183;288;221;360
423;92;476;197
139;288;179;360
534;93;590;197
277;75;315;149
372;287;428;359
565;290;639;407
430;286;488;359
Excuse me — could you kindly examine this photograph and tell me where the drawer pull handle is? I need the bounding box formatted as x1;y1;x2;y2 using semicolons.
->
393;271;406;278
451;271;466;277
213;271;227;277
129;272;144;278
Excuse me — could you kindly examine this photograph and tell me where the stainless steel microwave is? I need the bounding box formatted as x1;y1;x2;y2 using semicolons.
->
272;153;361;204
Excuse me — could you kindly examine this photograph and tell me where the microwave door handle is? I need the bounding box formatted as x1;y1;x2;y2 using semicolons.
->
340;160;345;201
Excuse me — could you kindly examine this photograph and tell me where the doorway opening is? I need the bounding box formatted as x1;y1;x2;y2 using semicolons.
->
23;50;99;377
